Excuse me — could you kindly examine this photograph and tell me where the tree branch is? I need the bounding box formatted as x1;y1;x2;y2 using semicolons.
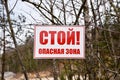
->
74;0;86;25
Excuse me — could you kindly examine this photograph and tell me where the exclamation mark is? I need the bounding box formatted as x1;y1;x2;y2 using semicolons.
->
76;31;80;45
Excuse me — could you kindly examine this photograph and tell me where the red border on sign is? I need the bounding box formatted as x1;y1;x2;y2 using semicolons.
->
34;25;85;59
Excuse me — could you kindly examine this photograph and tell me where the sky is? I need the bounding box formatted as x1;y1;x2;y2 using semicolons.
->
0;0;38;54
9;0;41;24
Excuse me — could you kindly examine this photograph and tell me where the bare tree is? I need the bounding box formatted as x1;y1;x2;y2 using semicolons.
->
1;0;28;79
1;0;6;79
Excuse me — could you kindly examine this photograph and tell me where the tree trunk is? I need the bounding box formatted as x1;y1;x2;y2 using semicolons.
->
53;59;58;80
1;7;5;80
3;0;28;80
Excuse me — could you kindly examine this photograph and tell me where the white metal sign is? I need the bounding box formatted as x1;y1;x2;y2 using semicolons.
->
34;26;85;59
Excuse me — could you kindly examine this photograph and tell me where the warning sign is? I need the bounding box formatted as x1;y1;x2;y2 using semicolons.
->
34;26;85;59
